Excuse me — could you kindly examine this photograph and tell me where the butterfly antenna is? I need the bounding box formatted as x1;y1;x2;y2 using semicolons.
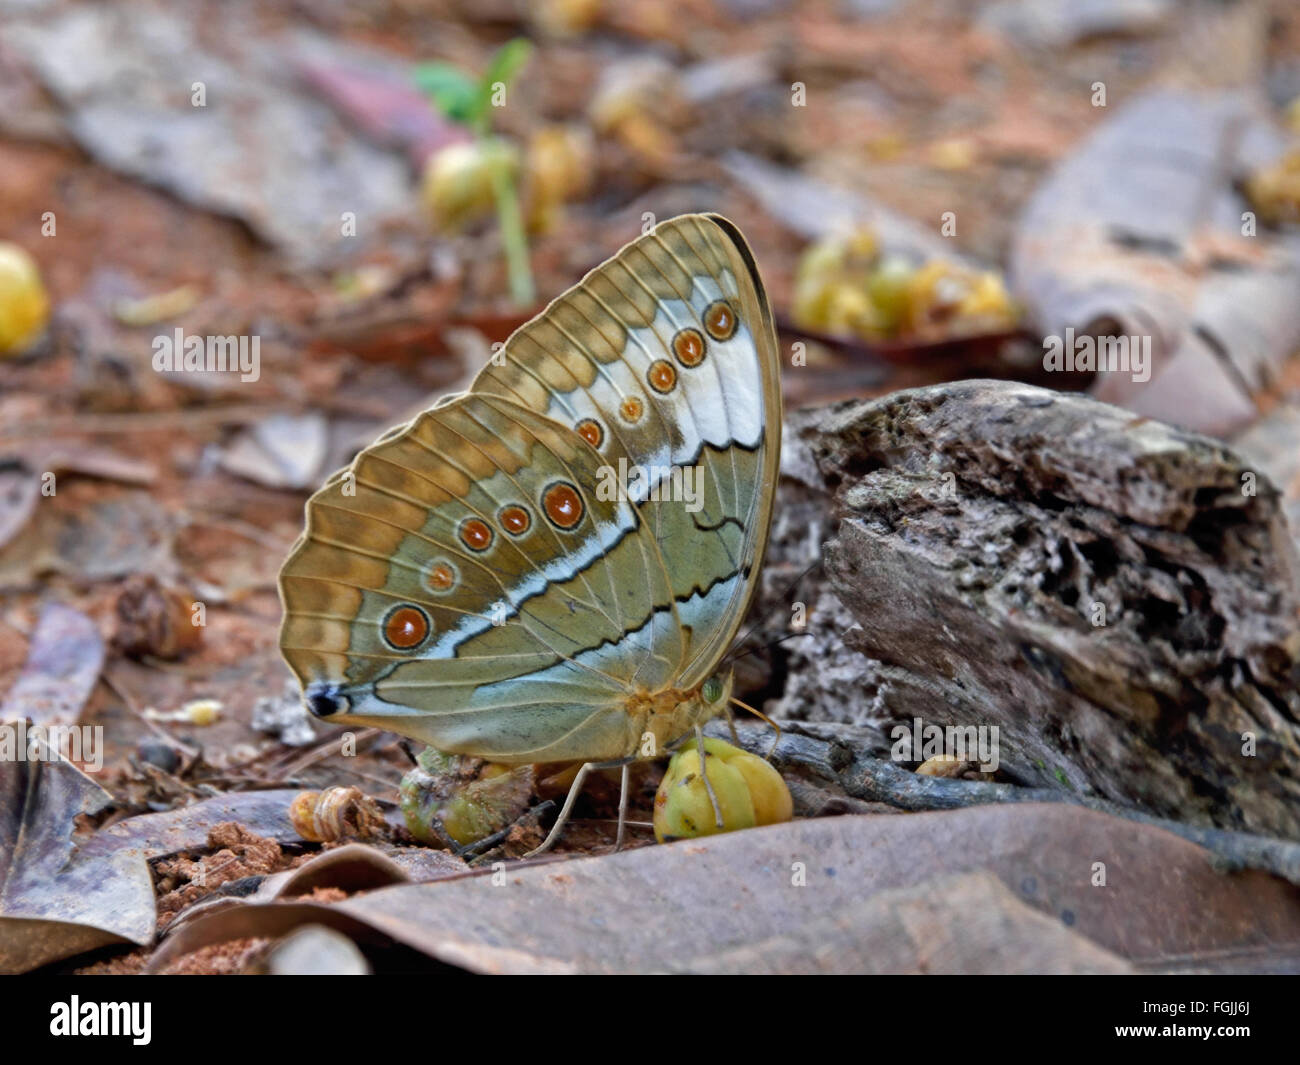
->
723;628;814;668
722;557;823;669
729;695;782;759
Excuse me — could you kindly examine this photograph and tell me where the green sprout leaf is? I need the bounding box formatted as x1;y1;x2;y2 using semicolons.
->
414;39;537;307
413;62;481;125
473;38;534;135
416;40;533;134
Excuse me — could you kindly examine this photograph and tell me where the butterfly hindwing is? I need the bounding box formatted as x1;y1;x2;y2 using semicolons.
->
278;214;780;761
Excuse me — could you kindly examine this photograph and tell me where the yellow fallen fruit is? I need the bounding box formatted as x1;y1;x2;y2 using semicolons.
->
654;736;791;843
915;754;967;778
0;242;50;356
956;271;1016;323
524;124;594;233
864;256;915;335
654;747;753;842
901;259;964;331
1245;148;1300;227
726;748;794;826
420;138;519;231
821;281;880;338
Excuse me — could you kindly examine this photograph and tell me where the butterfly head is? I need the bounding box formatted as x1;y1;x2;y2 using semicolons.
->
687;670;734;731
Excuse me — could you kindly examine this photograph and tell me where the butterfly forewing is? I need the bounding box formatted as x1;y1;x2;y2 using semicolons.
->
472;214;780;688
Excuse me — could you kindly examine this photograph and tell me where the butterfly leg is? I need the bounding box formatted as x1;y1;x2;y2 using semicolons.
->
524;755;635;857
694;724;724;829
523;761;594;858
614;762;631;852
721;700;741;745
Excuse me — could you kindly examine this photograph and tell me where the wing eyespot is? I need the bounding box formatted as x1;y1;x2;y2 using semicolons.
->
575;418;604;448
542;481;585;530
704;300;738;341
647;359;677;393
499;504;532;536
383;605;431;650
427;560;458;593
673;327;706;368
459;517;494;552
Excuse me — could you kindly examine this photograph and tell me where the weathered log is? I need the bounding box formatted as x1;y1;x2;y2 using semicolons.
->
708;720;1300;887
775;379;1300;840
1235;402;1300;555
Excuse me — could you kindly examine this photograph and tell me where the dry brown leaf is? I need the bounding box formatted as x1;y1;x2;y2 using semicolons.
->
690;870;1131;974
141;804;1300;974
0;753;154;973
147;843;469;971
160;841;466;940
0;602;104;729
0;461;38;552
87;788;325;861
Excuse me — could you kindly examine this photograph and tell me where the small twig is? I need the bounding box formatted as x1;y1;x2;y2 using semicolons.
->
264;727;384;781
465;800;556;865
101;669;201;762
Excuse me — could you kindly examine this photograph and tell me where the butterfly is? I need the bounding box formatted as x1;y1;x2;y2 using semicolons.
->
278;213;782;853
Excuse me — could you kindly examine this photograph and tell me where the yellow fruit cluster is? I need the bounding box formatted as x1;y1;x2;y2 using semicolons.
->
523;125;594;233
792;227;1017;343
420;125;593;235
420;139;519;232
1246;148;1300;227
653;736;792;843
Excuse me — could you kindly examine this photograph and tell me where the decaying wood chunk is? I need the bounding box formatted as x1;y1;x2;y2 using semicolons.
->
786;379;1300;840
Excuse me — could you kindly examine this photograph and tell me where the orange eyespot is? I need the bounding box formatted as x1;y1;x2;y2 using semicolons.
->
647;359;677;393
543;481;584;529
620;396;644;423
384;606;430;650
576;418;604;448
673;327;706;367
459;518;493;552
704;300;738;341
499;504;532;536
427;561;456;592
